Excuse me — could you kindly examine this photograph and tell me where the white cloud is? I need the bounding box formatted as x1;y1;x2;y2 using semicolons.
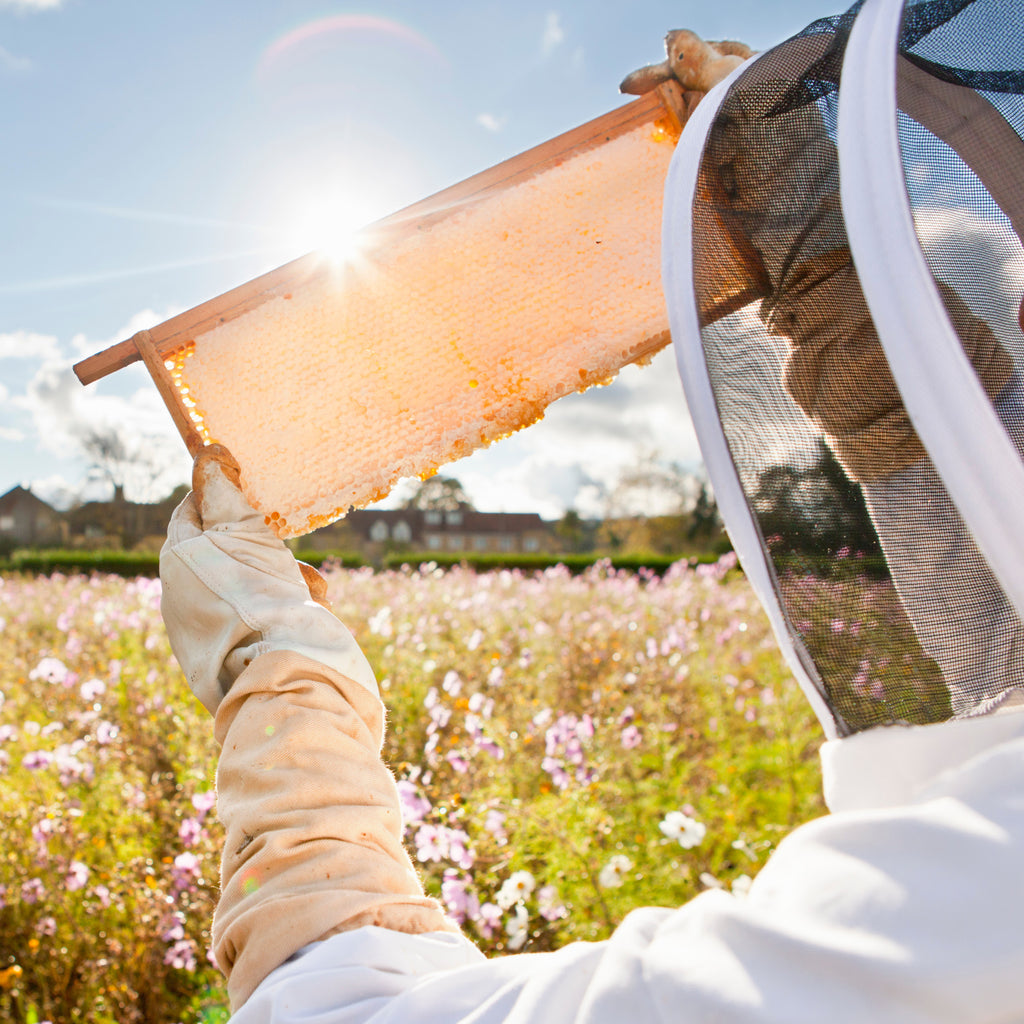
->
0;426;24;442
914;205;1024;349
541;11;564;55
396;347;702;518
71;306;186;361
17;356;191;502
0;44;31;73
27;474;77;510
476;112;506;133
0;330;60;362
0;0;62;9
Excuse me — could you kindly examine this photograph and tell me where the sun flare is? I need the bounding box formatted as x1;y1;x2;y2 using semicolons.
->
280;192;380;266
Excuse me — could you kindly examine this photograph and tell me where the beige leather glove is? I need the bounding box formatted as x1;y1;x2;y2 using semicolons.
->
159;445;376;714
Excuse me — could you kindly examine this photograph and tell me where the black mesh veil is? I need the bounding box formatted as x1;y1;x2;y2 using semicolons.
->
664;0;1024;737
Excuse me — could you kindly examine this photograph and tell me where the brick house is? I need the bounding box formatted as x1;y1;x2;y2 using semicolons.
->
0;486;67;548
305;508;554;555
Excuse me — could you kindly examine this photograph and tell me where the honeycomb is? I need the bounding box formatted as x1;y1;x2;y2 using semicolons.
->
171;123;676;537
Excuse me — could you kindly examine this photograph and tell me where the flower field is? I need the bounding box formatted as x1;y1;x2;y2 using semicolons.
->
0;556;825;1023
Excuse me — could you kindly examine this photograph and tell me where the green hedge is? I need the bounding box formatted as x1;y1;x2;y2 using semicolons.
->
1;549;727;578
0;549;164;577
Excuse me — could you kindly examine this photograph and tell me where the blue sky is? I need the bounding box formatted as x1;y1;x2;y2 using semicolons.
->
0;0;839;519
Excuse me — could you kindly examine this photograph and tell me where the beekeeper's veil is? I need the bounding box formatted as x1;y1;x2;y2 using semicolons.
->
663;0;1024;738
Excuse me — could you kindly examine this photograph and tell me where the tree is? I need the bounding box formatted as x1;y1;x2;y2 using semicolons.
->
687;481;722;544
79;424;186;506
555;509;596;553
751;440;881;558
402;475;473;512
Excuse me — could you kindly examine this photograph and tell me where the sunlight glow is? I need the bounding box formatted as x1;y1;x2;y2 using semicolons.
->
279;191;385;266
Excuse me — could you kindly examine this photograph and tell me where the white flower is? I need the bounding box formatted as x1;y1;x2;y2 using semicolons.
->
598;854;633;889
732;874;753;898
496;870;536;909
505;904;529;950
659;810;706;849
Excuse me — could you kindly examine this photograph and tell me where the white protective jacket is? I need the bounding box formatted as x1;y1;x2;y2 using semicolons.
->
235;707;1024;1023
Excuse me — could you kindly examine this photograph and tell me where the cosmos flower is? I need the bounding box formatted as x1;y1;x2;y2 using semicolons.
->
496;870;536;909
598;855;633;889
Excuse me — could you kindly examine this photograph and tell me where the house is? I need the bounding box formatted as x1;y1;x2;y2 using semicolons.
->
305;507;554;555
0;486;67;548
64;486;189;550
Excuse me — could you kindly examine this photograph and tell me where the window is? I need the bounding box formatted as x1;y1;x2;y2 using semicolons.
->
473;535;489;551
425;511;442;526
369;519;389;542
523;537;540;552
426;535;442;550
0;515;13;532
392;520;412;543
498;535;515;552
445;511;463;526
446;535;464;550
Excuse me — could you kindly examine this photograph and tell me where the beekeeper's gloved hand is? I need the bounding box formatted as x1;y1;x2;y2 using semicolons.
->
159;444;377;715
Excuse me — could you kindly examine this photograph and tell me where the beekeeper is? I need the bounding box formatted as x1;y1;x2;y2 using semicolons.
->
159;0;1024;1019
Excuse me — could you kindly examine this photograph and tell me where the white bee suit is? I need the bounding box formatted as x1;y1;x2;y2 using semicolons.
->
156;0;1024;1019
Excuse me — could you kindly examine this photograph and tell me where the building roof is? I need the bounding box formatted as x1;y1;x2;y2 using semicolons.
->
0;485;57;515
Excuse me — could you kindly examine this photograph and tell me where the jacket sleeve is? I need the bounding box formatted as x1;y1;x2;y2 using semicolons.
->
696;75;1012;482
212;650;459;1011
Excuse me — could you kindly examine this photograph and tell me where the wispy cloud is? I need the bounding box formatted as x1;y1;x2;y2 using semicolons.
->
0;0;62;9
541;11;564;56
476;112;506;133
25;194;271;232
0;330;60;362
0;426;25;442
0;247;277;296
0;44;31;73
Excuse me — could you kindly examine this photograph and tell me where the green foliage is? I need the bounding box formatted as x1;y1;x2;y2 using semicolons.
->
0;550;733;579
0;560;825;1020
752;440;881;558
0;550;164;578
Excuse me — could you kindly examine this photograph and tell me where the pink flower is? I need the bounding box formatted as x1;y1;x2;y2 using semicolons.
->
441;870;479;925
537;885;567;922
37;915;57;937
21;877;45;904
179;817;203;848
94;720;119;745
191;790;216;818
79;678;105;702
483;808;507;842
66;860;90;891
30;657;69;684
164;939;197;971
475;902;503;939
620;724;643;750
172;852;200;889
396;781;431;829
414;824;445;863
22;750;52;771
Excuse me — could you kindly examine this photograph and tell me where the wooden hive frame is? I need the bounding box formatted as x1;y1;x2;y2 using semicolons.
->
75;82;766;531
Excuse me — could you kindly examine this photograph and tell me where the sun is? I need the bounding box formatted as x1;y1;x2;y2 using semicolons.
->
279;191;381;266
